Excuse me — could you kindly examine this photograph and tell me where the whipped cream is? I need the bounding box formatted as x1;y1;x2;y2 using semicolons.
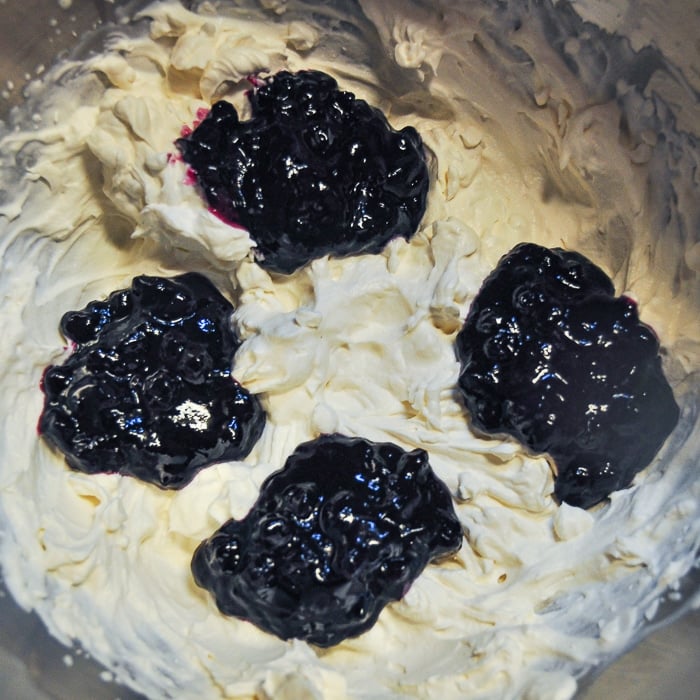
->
0;1;698;699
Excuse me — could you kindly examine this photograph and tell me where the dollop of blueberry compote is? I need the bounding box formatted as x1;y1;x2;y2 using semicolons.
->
456;243;679;509
39;273;265;489
191;433;462;646
176;70;430;274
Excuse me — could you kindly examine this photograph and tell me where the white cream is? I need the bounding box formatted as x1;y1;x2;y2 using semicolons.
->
0;1;698;700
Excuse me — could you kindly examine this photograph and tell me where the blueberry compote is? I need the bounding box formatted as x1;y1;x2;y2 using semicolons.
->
176;70;430;274
192;434;462;646
456;243;679;509
39;273;265;489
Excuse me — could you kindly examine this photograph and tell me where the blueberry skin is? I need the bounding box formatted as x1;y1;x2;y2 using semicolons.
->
40;273;265;489
192;434;462;647
456;242;679;509
176;70;430;274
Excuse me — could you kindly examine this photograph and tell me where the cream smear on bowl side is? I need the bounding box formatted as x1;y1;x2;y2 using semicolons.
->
0;1;698;699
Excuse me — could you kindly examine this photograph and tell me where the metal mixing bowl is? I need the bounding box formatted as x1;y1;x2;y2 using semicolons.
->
1;1;698;698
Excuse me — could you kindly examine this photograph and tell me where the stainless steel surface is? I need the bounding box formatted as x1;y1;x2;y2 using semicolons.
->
0;580;143;699
0;0;107;117
0;1;698;699
581;607;700;700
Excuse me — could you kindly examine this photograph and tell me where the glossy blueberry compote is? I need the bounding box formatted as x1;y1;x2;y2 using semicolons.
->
40;273;265;489
176;70;430;274
456;243;679;509
192;433;462;646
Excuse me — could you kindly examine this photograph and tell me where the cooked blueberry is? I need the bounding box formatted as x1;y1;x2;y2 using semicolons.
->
176;70;430;274
192;434;462;646
39;273;265;489
456;243;679;509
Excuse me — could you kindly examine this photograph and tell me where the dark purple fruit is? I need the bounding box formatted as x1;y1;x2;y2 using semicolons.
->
456;242;679;509
191;434;462;646
39;273;265;489
176;70;429;274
